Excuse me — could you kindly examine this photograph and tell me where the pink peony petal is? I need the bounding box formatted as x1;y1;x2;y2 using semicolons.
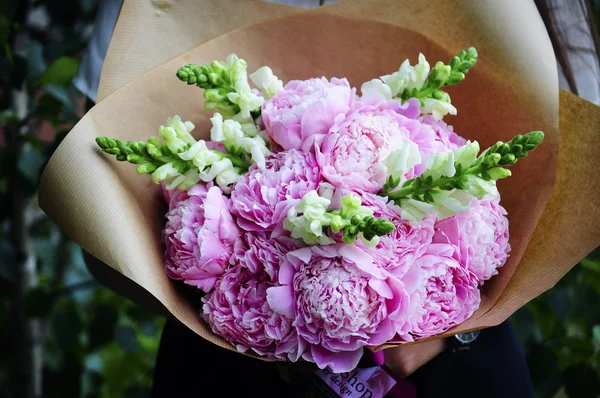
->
266;285;295;318
310;345;364;373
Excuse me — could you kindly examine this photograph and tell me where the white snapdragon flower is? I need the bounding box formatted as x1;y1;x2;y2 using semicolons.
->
380;53;430;96
231;112;260;137
152;165;201;191
159;115;196;153
237;135;270;170
453;141;480;170
381;59;413;96
166;169;201;191
227;90;264;119
399;198;436;224
422;151;456;180
178;140;221;171
430;190;473;219
411;53;431;89
250;66;283;100
284;190;335;245
463;175;498;199
199;158;242;193
210;112;270;169
317;182;336;202
222;54;265;118
361;79;392;100
384;140;422;181
297;190;331;221
210;113;244;142
152;163;181;185
421;93;457;120
225;54;249;90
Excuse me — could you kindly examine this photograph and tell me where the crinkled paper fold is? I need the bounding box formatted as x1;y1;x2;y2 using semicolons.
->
39;0;600;356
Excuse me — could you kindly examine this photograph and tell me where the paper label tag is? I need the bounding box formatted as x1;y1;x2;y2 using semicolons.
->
315;366;398;398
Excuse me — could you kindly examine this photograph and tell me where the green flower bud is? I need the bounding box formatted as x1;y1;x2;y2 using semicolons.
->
204;88;225;102
208;72;222;86
376;219;395;235
330;215;345;233
340;194;362;218
200;65;211;76
433;90;445;100
512;134;524;145
136;163;157;174
500;153;516;165
484;153;502;166
126;154;145;164
211;60;226;75
146;143;162;159
446;72;465;85
511;144;523;154
497;143;510;155
524;131;544;146
432;61;451;85
449;56;461;69
487;167;512;180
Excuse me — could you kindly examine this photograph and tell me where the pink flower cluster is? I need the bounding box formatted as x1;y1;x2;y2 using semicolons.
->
162;76;511;372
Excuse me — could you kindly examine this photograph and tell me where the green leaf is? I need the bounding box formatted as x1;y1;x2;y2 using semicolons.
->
25;286;54;318
51;297;83;352
115;326;140;352
27;39;46;77
37;56;80;86
563;364;600;398
529;300;556;341
593;325;600;346
0;109;19;126
88;305;118;351
44;84;75;113
526;343;562;397
580;257;600;273
17;144;47;184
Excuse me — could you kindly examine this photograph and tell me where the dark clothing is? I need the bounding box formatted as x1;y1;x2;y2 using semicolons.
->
151;320;533;398
405;321;534;398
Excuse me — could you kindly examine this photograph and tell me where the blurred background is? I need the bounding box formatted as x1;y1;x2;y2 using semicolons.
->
0;0;598;397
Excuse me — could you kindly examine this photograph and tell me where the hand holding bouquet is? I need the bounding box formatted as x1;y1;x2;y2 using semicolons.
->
96;48;543;372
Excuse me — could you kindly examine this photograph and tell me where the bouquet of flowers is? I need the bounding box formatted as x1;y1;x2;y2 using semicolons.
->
95;48;543;372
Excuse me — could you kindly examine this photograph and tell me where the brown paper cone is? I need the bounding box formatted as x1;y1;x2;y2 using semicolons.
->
39;0;600;359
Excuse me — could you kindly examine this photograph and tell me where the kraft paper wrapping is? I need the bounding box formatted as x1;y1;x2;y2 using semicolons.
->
38;0;600;357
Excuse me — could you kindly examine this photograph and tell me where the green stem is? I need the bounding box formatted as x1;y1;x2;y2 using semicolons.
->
219;153;248;170
388;164;482;201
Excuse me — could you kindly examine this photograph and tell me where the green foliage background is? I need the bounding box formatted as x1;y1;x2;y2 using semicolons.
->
0;1;598;397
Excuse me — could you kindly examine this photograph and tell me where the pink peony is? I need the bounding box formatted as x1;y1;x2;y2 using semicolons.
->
357;191;435;278
262;77;354;152
405;243;481;338
266;244;408;372
231;231;300;281
316;99;434;193
434;197;510;283
230;149;321;232
202;261;301;361
163;184;240;292
161;183;189;208
418;115;467;155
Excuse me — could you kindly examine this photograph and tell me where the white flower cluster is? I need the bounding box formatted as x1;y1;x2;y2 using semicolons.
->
210;113;270;170
285;190;335;246
360;53;457;120
394;141;502;224
156;115;243;192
